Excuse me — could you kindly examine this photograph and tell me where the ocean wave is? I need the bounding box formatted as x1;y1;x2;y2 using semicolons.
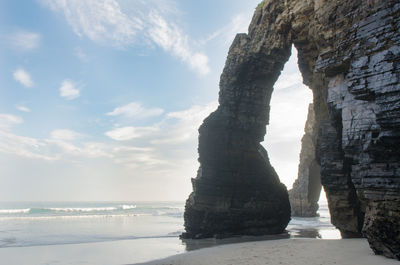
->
0;213;151;221
0;205;137;215
0;209;30;214
120;204;136;210
47;205;137;212
150;206;185;211
47;207;117;212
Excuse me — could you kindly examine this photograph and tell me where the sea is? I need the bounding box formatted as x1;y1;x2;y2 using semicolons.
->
0;200;340;265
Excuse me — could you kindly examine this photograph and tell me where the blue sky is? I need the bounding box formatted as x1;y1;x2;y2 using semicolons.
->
0;0;312;201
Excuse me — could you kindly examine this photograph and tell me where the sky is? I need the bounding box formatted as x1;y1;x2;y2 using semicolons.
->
0;0;312;201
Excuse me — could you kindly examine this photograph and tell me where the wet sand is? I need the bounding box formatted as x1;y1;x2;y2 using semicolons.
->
135;238;399;265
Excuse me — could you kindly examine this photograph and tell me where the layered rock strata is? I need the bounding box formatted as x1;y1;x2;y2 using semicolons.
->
183;0;400;259
289;104;322;217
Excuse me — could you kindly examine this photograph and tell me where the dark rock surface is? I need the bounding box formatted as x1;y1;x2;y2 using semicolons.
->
182;144;290;239
289;104;322;217
183;0;400;259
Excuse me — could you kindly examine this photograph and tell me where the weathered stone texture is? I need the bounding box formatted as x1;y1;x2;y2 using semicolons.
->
289;104;322;217
183;0;400;259
182;1;292;239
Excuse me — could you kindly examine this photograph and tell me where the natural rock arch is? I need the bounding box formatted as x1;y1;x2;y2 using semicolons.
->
183;0;400;259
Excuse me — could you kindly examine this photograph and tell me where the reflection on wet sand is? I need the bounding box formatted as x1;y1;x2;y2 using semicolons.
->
289;228;321;238
181;225;340;252
181;234;290;251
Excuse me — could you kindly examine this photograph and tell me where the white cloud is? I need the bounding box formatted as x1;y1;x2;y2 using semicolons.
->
47;139;111;158
107;102;164;119
104;101;216;144
79;142;111;158
148;12;209;75
39;0;210;75
105;126;158;141
0;131;56;161
112;146;154;153
13;68;34;87
59;79;80;100
0;114;56;160
0;102;218;200
0;128;108;161
166;102;217;120
151;101;217;145
50;129;82;141
111;146;167;168
0;114;23;130
101;101;216;170
7;30;41;51
16;105;31;112
39;0;142;47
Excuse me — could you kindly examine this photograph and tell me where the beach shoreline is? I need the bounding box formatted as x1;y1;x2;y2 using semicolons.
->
135;238;399;265
0;201;344;265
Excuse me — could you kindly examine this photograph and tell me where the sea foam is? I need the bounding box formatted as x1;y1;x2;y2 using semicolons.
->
0;205;137;215
0;209;30;214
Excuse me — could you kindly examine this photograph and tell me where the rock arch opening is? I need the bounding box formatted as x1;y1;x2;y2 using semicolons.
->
263;46;312;189
261;45;325;218
183;0;400;259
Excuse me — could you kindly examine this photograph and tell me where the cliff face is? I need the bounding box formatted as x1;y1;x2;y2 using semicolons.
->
184;0;400;259
289;104;322;217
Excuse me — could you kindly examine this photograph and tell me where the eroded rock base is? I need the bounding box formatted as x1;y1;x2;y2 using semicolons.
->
183;145;290;239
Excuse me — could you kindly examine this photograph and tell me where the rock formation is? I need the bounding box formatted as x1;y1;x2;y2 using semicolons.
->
289;104;322;217
182;144;290;239
183;0;400;259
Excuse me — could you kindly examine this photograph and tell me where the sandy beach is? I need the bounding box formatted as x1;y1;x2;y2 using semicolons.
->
136;238;399;265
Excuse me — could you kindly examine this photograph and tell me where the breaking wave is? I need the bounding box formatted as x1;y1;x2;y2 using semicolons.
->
0;205;137;215
0;209;30;214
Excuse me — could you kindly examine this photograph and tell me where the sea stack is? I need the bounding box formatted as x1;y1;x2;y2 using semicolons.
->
289;104;321;217
183;0;400;260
